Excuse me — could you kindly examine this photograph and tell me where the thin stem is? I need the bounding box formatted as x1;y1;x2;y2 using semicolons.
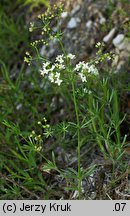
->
58;39;67;57
72;81;81;199
88;95;107;159
57;38;81;197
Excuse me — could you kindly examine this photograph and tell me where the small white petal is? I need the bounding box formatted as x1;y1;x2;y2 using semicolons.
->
48;73;54;82
56;54;64;64
55;72;60;78
67;53;76;60
55;78;63;86
50;65;55;71
79;73;87;82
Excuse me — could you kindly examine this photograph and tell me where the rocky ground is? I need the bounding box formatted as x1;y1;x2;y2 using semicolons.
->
41;0;130;73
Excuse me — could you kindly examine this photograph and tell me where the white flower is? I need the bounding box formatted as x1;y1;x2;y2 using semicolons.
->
95;42;101;48
56;54;64;64
74;61;84;71
48;73;54;82
61;11;68;19
50;65;56;71
88;65;99;75
40;68;49;76
79;73;87;82
74;64;80;71
95;60;99;64
83;88;92;94
107;56;111;60
40;61;50;76
55;72;60;79
59;64;65;69
74;61;89;72
55;63;65;70
55;78;63;86
67;53;76;60
43;62;50;68
40;69;44;76
82;62;89;70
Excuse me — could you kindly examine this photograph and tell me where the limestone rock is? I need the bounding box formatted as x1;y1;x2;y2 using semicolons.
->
113;34;130;52
113;34;124;47
103;28;116;43
67;17;80;29
86;20;93;29
99;16;106;24
71;5;80;15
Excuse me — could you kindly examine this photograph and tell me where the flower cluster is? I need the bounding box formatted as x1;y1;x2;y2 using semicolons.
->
74;61;99;83
40;53;76;86
40;53;99;85
30;4;64;46
24;51;32;66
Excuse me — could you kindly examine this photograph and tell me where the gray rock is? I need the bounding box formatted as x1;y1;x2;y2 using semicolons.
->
116;38;130;52
40;40;55;57
40;45;46;56
120;50;130;59
71;5;80;15
86;20;93;29
67;17;80;29
99;16;106;24
117;60;126;71
103;28;116;43
112;54;119;67
113;34;124;47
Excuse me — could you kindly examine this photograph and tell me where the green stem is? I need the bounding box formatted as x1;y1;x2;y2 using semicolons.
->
88;95;107;159
91;118;106;156
72;81;81;199
57;38;81;197
58;39;67;57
